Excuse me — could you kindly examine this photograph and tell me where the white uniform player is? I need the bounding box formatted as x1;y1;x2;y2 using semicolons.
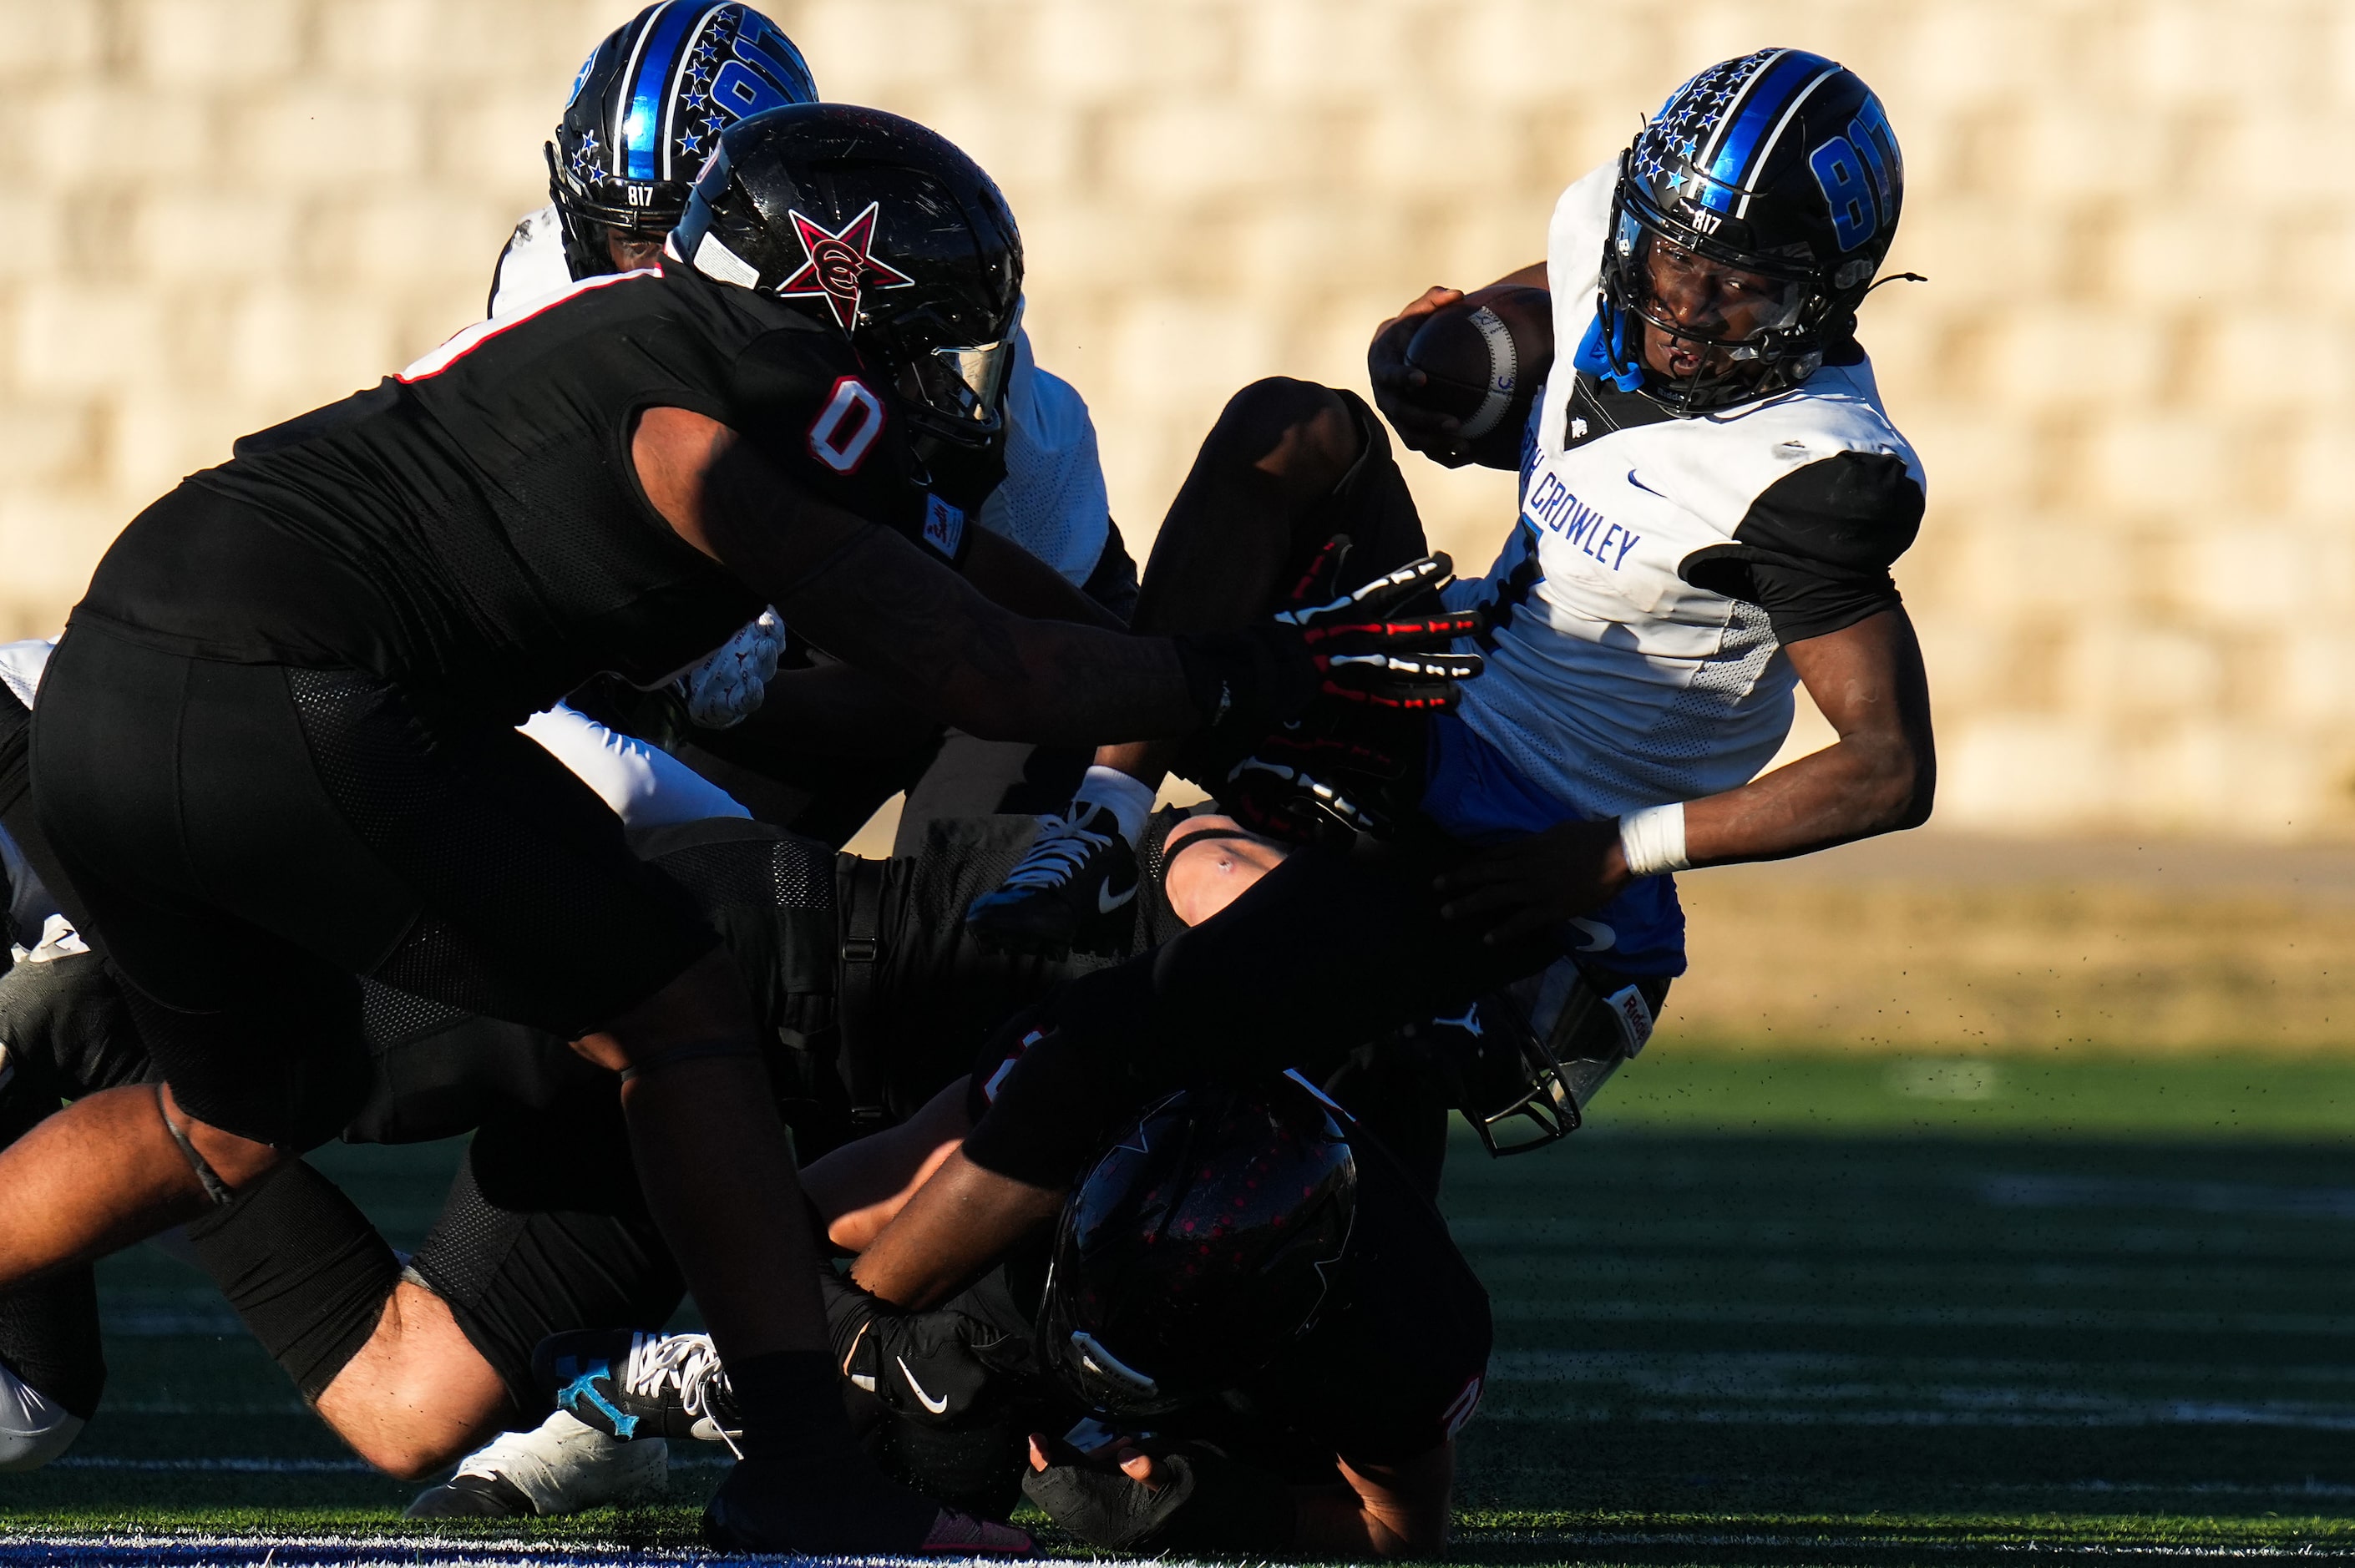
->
970;47;1932;992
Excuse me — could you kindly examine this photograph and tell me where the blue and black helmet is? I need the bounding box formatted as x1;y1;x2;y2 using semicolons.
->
547;2;818;279
1598;49;1905;412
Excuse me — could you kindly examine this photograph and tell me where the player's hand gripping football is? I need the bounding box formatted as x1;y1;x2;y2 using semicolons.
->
1369;285;1476;466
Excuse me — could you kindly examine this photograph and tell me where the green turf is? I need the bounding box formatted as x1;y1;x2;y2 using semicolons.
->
13;1051;2355;1563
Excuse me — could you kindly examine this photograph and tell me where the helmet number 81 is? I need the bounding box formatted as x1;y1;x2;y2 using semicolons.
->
1808;136;1877;252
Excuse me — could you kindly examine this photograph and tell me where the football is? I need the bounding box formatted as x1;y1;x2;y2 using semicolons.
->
1400;286;1555;468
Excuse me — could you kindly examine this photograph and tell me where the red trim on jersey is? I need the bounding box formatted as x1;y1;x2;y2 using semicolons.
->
396;267;661;383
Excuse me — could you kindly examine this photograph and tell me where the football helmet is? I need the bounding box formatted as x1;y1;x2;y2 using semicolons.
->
671;103;1025;445
1598;48;1903;412
548;3;818;281
1038;1079;1356;1418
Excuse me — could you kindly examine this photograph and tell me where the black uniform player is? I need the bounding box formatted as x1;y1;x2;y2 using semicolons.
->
497;2;1144;850
5;104;1471;1552
543;1078;1489;1556
0;799;1217;1493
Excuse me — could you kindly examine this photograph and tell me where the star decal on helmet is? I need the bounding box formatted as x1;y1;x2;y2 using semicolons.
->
776;201;914;331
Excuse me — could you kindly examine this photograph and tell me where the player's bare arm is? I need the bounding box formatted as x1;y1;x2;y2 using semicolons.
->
633;406;1198;746
1436;605;1934;943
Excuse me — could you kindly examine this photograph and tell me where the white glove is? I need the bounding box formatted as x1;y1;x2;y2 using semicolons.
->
679;608;785;729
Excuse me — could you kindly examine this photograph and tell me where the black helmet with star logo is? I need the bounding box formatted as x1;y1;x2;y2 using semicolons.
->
547;3;818;281
671;103;1025;448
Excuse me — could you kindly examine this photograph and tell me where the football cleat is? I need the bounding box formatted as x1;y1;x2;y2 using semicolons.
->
965;804;1141;958
403;1410;666;1520
701;1454;1033;1555
533;1330;742;1451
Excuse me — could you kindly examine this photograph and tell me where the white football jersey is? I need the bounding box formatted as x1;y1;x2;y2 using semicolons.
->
487;210;1113;588
1445;164;1926;820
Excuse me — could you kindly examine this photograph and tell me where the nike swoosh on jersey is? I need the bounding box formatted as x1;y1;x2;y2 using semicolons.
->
1570;917;1617;952
1626;469;1669;498
897;1356;952;1415
1096;878;1137;915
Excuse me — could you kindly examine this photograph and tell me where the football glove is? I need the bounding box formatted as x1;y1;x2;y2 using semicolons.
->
1223;723;1404;843
1174;548;1482;761
818;1266;1009;1427
1020;1437;1296;1552
678;608;785;729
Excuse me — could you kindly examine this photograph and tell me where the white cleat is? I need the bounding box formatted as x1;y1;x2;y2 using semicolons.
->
403;1409;668;1519
0;1360;84;1473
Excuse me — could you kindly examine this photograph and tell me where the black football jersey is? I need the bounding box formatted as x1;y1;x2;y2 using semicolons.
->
75;261;961;725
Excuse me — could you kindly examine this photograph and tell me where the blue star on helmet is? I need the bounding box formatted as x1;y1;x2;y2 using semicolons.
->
677;129;703;157
1664;170;1684;190
684;91;709;113
1679;136;1699;157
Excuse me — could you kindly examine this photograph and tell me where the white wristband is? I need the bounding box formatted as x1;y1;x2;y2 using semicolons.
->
1618;802;1690;877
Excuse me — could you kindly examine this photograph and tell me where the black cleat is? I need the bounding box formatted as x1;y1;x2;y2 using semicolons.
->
534;1329;740;1447
701;1454;1033;1555
965;805;1140;958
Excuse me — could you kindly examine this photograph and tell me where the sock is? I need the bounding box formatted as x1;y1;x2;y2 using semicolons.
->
1072;766;1154;847
0;1269;103;1423
185;1159;400;1402
726;1348;860;1465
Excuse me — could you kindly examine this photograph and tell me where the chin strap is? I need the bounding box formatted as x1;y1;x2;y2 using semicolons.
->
154;1085;235;1208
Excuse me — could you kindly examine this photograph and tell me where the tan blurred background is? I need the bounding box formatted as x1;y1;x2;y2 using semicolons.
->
2;0;2348;1052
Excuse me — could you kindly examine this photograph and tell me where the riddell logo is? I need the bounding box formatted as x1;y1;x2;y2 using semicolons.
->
777;201;914;331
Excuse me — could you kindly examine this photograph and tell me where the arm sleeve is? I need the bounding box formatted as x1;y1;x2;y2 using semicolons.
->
516;703;750;829
1678;450;1924;645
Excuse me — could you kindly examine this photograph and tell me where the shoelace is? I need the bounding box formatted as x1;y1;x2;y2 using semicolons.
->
624;1333;742;1457
998;809;1115;892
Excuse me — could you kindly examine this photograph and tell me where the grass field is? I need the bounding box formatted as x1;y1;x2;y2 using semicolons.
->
11;1049;2355;1564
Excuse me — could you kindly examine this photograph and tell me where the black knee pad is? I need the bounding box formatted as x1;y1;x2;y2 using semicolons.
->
408;1145;682;1414
185;1158;398;1402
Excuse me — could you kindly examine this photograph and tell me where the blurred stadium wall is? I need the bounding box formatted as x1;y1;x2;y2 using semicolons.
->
1;1;2348;1050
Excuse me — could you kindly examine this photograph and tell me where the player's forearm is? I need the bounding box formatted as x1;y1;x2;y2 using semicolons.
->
960;529;1125;630
1678;722;1933;867
934;620;1200;747
800;1077;972;1253
706;662;940;761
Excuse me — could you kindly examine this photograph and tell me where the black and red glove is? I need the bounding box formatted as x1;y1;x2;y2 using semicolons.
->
1173;539;1483;766
1221;723;1403;843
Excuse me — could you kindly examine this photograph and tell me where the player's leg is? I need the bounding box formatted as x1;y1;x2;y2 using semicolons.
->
32;633;973;1550
0;1086;103;1471
859;837;1557;1309
967;379;1427;955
